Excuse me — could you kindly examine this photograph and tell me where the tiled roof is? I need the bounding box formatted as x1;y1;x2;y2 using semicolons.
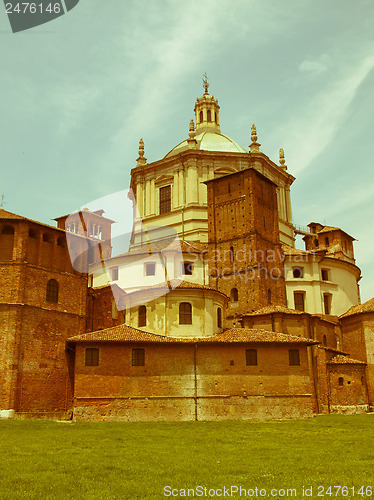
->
68;325;317;345
317;226;341;233
126;279;227;297
281;244;315;256
340;298;374;318
0;208;85;237
126;240;208;256
243;305;306;316
327;354;366;365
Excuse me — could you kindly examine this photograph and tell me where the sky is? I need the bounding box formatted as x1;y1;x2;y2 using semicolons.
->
1;0;373;302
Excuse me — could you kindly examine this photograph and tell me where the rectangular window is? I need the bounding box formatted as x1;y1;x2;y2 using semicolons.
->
321;269;330;281
294;292;305;312
111;267;119;281
159;185;171;214
289;349;300;366
182;261;193;276
323;294;332;315
132;348;145;366
85;348;99;366
145;262;156;276
246;349;258;366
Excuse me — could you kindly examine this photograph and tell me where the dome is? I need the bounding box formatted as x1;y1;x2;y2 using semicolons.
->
165;130;247;158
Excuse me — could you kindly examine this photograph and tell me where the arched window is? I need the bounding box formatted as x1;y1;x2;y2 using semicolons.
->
207;110;211;122
28;228;38;239
57;235;66;247
246;349;257;366
230;246;235;263
46;279;59;303
323;335;327;347
138;305;146;327
179;302;192;325
199;110;203;123
0;225;14;261
43;233;53;243
217;307;222;329
230;288;238;303
338;377;344;386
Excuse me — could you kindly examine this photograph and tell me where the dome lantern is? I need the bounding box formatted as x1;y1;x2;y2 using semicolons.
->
194;73;221;134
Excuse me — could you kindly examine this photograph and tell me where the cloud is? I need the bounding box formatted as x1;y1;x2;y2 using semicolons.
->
285;51;374;174
299;53;330;75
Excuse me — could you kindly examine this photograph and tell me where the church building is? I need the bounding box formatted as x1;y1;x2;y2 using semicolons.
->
0;78;372;421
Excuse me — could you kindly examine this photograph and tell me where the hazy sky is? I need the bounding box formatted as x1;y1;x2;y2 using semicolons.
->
1;0;373;301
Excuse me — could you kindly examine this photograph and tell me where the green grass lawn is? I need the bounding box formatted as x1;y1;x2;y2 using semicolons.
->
0;414;373;499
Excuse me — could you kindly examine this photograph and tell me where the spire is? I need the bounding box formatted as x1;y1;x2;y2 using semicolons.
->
194;75;220;134
136;138;147;167
279;148;287;170
202;72;209;94
249;124;261;153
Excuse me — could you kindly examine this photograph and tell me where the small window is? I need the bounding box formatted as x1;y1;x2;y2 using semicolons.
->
28;228;38;239
46;279;59;303
292;267;303;279
199;110;203;123
314;238;319;248
246;349;257;366
85;348;99;366
182;261;193;276
138;305;147;327
179;302;192;325
88;274;93;287
230;246;235;263
43;233;53;243
122;307;126;323
111;267;119;281
207;110;211;122
294;292;305;312
217;307;222;329
321;269;330;281
228;183;231;194
267;289;272;305
289;349;300;366
325;237;329;246
145;262;156;276
323;294;332;315
57;235;66;247
338;377;344;386
159;185;171;214
132;348;145;366
323;335;327;347
230;288;238;303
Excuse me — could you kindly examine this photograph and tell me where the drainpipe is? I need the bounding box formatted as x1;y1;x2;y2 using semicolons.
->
194;343;198;421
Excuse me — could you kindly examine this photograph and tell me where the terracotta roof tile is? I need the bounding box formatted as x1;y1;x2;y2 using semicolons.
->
243;305;306;316
126;240;207;256
126;279;227;297
340;297;374;318
327;354;366;365
281;244;316;256
68;325;317;345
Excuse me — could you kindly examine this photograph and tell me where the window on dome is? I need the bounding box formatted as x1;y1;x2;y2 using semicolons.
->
207;110;211;122
323;294;332;315
199;110;203;123
217;307;222;329
292;267;304;279
182;261;193;275
138;306;147;327
159;185;171;214
179;302;192;325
